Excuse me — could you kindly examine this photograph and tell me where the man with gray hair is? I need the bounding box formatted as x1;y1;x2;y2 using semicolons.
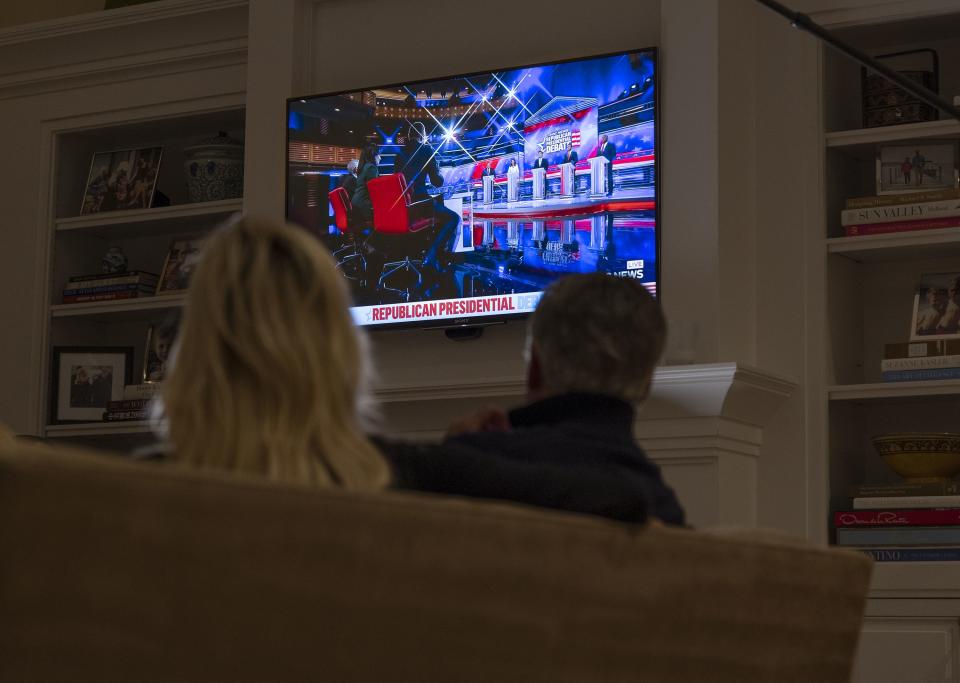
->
384;273;685;525
339;158;359;199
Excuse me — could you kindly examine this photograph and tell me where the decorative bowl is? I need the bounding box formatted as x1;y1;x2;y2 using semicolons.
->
873;433;960;482
183;131;244;203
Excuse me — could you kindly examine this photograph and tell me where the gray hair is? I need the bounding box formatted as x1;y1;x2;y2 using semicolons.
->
528;273;665;403
346;159;359;173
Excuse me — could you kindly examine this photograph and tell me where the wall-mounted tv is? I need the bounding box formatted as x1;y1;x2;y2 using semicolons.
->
287;48;657;329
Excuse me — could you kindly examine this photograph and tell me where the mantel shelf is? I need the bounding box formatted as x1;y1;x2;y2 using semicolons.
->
826;120;960;150
55;199;242;239
827;227;960;262
51;295;187;322
829;380;960;401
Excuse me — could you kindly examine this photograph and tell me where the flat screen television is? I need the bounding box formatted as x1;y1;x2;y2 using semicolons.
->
286;48;657;329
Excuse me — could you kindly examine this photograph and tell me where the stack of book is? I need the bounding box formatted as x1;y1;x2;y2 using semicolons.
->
841;188;960;237
882;340;960;382
835;480;960;561
62;271;158;304
102;398;150;422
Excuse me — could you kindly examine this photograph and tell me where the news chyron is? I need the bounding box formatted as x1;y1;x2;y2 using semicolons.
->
287;48;658;328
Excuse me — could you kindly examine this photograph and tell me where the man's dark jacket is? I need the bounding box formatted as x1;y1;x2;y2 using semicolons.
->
383;393;686;526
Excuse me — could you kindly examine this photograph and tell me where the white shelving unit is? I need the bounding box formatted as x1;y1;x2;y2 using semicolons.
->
819;16;960;675
42;107;244;449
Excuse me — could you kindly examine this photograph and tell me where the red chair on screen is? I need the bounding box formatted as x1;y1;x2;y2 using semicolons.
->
329;186;366;278
366;173;435;301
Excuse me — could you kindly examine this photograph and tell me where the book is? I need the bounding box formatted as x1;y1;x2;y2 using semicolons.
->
62;283;155;297
843;216;960;236
884;340;960;359
103;409;148;421
844;188;960;209
858;547;960;562
106;398;150;411
850;481;960;498
881;367;960;382
68;270;157;283
837;526;960;546
854;495;960;510
834;509;960;527
881;355;960;372
841;198;960;226
122;383;162;400
67;274;158;290
61;291;151;304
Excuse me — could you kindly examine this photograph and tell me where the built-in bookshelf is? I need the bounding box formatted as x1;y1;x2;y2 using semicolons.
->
821;10;960;595
41;106;244;446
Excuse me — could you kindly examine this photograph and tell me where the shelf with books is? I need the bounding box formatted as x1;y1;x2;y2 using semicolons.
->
50;294;187;322
54;198;242;239
827;226;960;262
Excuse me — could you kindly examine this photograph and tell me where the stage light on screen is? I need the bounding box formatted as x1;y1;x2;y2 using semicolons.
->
287;48;658;329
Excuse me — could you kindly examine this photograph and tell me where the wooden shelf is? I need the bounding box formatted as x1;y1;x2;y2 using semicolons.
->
827;227;960;262
55;199;242;239
45;421;152;438
829;380;960;402
51;295;186;322
826;120;960;151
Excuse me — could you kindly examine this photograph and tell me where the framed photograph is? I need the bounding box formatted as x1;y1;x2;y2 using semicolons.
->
911;272;960;341
143;315;179;383
50;347;133;423
156;239;203;295
80;147;162;215
876;142;959;195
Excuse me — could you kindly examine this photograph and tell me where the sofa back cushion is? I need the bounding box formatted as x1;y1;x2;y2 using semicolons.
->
0;443;871;682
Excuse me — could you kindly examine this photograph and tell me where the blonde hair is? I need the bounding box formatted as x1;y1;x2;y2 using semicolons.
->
160;216;389;490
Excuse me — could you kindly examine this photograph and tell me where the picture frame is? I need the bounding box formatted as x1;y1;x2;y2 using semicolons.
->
911;272;960;341
80;146;162;215
876;142;959;195
142;315;180;383
50;346;133;423
156;239;203;295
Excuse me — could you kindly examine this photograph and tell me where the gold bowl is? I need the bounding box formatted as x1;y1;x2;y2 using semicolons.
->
873;433;960;482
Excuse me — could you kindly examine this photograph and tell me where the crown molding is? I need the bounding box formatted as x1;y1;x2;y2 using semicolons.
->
0;0;248;47
807;0;960;29
0;37;247;101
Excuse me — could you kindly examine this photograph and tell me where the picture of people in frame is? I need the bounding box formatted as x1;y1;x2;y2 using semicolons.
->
877;143;958;195
143;317;179;383
69;365;114;408
912;272;960;340
81;147;162;215
156;239;203;294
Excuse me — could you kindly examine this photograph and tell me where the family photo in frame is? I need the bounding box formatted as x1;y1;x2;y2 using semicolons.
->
80;146;162;215
50;347;133;423
877;142;959;195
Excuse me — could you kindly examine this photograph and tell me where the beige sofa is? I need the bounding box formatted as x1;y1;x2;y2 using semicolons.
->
0;441;871;682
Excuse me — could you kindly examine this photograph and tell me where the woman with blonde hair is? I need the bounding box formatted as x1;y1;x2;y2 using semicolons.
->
159;216;389;490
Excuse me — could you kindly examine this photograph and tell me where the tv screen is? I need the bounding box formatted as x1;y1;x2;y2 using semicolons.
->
287;48;657;328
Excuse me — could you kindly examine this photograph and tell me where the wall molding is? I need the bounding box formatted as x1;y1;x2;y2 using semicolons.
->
0;0;248;47
807;0;960;29
0;38;247;102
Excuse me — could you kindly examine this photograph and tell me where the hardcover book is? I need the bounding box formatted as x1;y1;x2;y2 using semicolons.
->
841;198;960;226
849;481;960;498
844;188;960;209
854;495;960;510
834;509;960;527
859;547;960;562
837;526;960;546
